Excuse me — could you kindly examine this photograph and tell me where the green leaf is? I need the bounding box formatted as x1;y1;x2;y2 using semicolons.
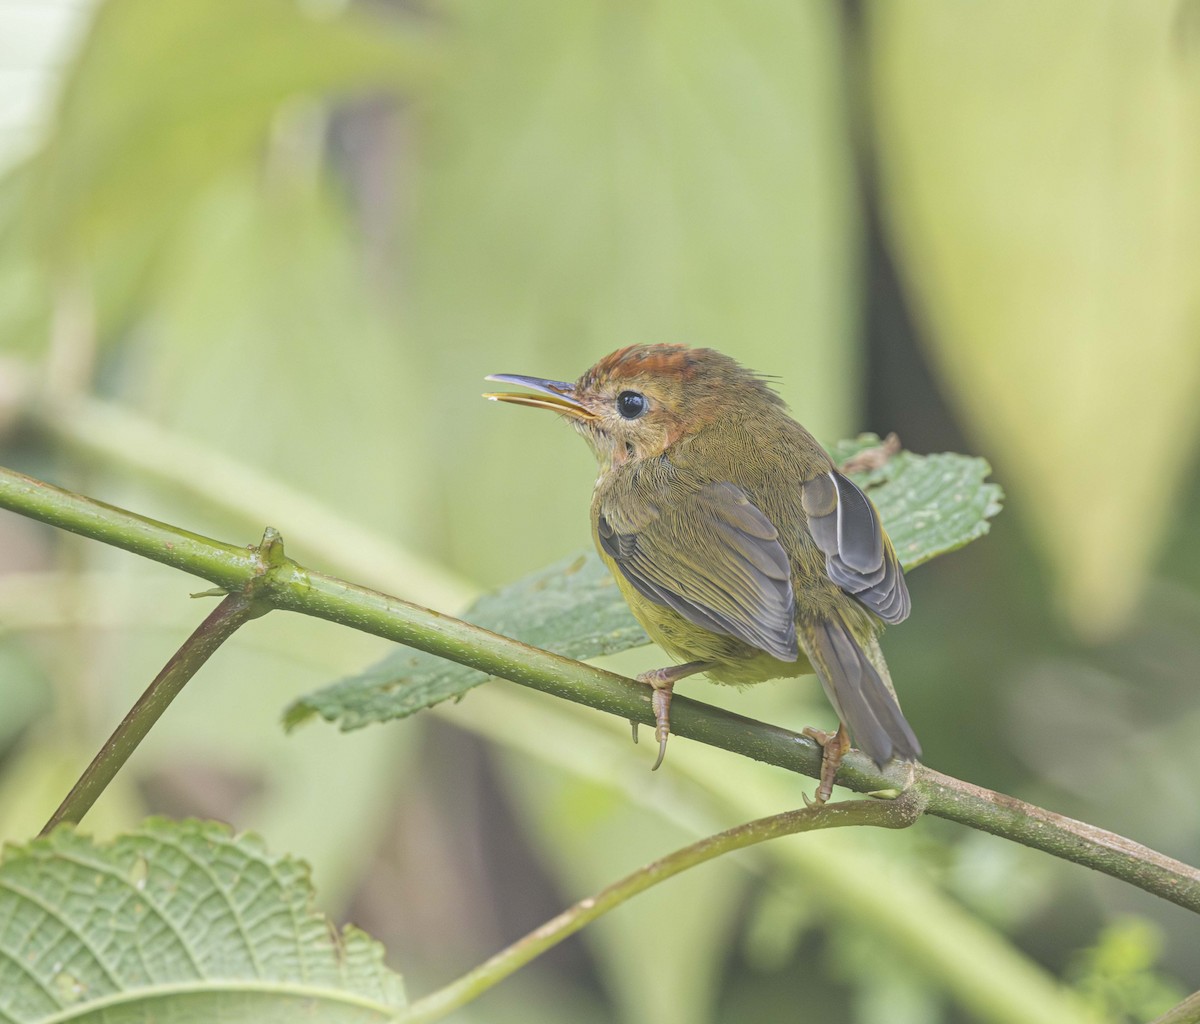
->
286;437;1002;732
285;551;647;732
869;1;1200;636
0;818;404;1023
830;435;1004;570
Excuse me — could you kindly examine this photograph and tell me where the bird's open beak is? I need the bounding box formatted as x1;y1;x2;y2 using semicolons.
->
483;374;596;420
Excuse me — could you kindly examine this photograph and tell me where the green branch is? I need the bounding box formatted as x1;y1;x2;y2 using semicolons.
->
398;791;927;1024
2;462;1198;916
39;532;281;834
33;392;477;609
1153;991;1200;1024
0;464;257;588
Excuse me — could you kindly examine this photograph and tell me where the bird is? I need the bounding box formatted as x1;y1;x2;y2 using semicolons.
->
484;344;919;803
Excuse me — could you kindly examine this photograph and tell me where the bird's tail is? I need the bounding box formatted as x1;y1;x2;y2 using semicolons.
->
799;617;921;767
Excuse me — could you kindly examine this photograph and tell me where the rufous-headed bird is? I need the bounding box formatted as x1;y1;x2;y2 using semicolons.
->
485;345;919;802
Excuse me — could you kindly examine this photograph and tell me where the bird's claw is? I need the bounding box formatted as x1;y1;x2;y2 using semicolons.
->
650;684;673;771
633;668;676;771
651;734;669;772
631;661;713;771
801;725;835;747
629;716;669;770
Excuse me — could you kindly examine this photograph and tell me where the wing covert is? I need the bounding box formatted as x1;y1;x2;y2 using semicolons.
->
597;481;797;661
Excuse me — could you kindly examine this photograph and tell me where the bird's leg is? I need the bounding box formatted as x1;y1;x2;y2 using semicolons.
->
631;661;714;771
801;723;851;806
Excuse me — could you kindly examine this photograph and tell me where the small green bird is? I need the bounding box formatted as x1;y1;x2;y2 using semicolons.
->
485;344;919;802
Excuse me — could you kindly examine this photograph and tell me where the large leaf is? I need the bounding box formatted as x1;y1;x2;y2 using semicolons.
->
870;1;1200;636
0;818;404;1023
409;0;861;585
287;437;1002;732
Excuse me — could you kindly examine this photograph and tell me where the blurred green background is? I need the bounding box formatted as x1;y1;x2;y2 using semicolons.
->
2;1;1199;1022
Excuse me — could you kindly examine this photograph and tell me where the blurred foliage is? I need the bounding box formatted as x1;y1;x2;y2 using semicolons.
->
1;1;1199;1023
1067;918;1184;1024
870;0;1200;637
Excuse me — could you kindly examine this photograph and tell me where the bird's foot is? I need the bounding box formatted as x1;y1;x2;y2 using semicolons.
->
628;661;713;771
801;723;851;806
632;666;677;771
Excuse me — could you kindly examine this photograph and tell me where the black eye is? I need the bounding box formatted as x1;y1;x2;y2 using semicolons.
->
616;390;647;419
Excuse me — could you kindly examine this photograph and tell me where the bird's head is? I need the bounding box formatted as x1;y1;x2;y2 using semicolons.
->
485;344;783;471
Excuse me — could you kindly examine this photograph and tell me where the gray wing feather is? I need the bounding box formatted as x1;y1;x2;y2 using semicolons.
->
598;482;797;661
802;469;910;625
804;618;922;766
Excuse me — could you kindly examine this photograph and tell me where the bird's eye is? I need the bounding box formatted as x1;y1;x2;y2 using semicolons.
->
616;390;648;420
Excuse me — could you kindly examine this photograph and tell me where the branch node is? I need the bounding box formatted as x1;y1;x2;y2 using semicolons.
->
256;526;288;569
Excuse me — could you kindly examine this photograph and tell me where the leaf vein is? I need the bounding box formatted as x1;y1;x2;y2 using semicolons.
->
45;849;206;979
141;834;267;977
0;876;122;993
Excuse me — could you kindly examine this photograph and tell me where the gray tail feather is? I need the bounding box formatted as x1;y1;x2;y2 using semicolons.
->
801;618;922;767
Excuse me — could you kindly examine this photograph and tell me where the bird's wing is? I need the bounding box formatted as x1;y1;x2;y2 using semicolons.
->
802;618;921;765
597;481;797;661
800;469;910;624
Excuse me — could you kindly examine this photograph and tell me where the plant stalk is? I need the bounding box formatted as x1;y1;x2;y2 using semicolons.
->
398;791;927;1024
40;539;275;833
